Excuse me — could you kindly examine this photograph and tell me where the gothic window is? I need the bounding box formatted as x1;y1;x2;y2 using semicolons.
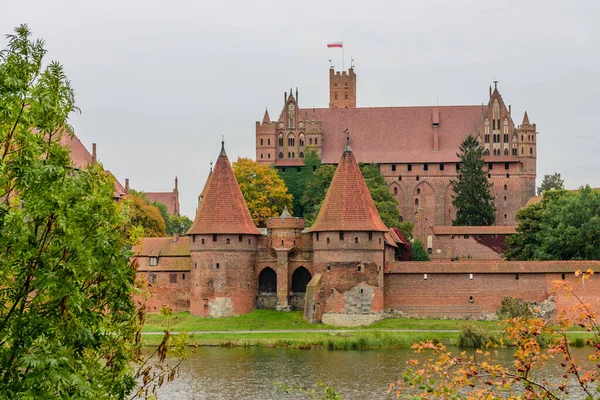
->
299;134;305;146
530;147;533;155
278;134;284;147
521;148;524;155
315;138;318;145
260;139;263;145
417;188;421;195
504;134;509;142
504;148;508;156
512;148;517;155
149;257;158;266
484;149;490;156
334;93;338;100
268;153;271;159
299;152;304;158
260;153;263;159
309;138;313;145
287;152;291;158
504;184;508;191
394;187;398;195
485;119;489;135
485;134;490;143
292;152;295;158
268;139;271;145
415;198;419;207
279;152;283;159
287;134;295;146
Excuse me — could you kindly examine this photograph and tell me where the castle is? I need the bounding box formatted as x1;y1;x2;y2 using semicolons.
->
133;140;600;325
255;67;537;234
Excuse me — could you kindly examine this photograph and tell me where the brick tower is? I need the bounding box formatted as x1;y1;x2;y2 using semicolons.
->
329;67;356;108
305;137;388;324
517;111;537;201
187;141;260;317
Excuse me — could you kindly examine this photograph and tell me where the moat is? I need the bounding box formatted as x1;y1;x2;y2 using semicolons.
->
154;346;595;399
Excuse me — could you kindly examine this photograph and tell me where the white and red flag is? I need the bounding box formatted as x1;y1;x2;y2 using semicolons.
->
327;41;343;48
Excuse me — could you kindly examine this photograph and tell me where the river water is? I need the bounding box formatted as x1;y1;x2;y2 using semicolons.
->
154;346;595;399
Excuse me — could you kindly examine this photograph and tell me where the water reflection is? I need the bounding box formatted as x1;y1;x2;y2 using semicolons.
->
155;346;595;399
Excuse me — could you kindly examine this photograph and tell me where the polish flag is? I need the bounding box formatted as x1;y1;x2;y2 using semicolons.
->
327;42;343;48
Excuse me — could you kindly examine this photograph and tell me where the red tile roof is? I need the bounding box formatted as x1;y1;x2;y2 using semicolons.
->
274;159;305;167
132;236;191;257
432;226;517;235
308;144;388;232
60;132;94;169
187;145;260;235
299;105;484;164
146;191;179;215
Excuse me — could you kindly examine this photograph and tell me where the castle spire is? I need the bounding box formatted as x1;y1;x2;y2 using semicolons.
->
188;144;259;235
522;111;530;125
308;145;388;233
220;135;226;157
262;108;270;124
344;129;352;152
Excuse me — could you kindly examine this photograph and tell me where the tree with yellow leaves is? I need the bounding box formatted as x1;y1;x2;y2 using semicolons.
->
232;157;293;226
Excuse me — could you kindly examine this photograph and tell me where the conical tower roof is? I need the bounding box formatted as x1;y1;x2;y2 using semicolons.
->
262;109;271;124
188;143;260;235
308;141;388;233
522;111;530;125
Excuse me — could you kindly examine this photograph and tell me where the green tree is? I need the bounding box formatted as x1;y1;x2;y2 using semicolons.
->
301;161;401;228
359;163;400;228
537;172;564;195
167;214;193;235
278;150;322;216
301;164;336;226
507;187;600;261
233;157;293;226
150;200;192;235
452;135;496;226
411;240;430;261
0;25;139;397
396;221;414;242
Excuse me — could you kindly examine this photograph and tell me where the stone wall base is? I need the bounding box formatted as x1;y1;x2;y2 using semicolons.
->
322;313;384;327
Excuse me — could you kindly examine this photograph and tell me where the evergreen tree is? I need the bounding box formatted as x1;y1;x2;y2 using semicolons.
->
452;135;496;226
278;150;321;216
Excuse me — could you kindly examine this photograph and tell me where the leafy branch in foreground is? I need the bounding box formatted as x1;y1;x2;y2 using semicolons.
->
390;270;600;399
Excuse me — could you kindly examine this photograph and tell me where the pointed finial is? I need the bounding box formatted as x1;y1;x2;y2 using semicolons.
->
280;206;292;220
344;128;351;152
522;111;530;125
209;159;213;173
220;135;226;156
493;80;498;90
175;176;178;190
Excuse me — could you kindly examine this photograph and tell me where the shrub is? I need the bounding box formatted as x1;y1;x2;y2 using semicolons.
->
497;297;534;320
458;323;498;348
573;338;586;348
412;240;430;261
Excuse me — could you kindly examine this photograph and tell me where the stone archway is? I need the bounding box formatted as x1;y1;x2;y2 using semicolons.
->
257;267;277;309
290;266;312;310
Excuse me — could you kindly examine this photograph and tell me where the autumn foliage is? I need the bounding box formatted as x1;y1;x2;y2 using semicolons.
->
391;270;600;399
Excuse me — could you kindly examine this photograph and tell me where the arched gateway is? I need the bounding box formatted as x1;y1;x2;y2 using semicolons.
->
290;266;312;310
257;267;277;309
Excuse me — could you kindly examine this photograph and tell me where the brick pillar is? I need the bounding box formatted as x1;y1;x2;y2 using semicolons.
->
275;249;291;311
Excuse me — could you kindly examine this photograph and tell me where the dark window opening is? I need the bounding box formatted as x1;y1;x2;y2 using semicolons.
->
398;175;402;181
216;263;220;269
182;273;186;280
515;273;519;280
368;232;373;241
239;234;243;242
505;163;509;170
316;232;319;241
192;235;195;243
339;232;344;241
226;238;230;244
354;237;359;244
327;237;330;244
392;164;396;172
469;296;473;303
488;163;493;170
424;163;428;171
562;273;566;280
456;163;460;171
358;265;362;272
213;234;217;242
201;238;205;244
394;187;398;195
407;164;412;171
440;163;444;171
416;175;420;181
327;265;331;271
260;139;263;145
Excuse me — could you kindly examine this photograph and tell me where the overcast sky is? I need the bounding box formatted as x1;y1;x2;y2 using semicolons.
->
3;0;599;218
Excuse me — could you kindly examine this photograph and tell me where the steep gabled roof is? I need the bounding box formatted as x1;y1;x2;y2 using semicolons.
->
299;105;484;164
146;191;179;215
187;144;260;235
308;142;388;232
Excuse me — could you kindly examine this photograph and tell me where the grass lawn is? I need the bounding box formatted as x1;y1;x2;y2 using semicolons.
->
143;309;497;332
141;330;459;349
